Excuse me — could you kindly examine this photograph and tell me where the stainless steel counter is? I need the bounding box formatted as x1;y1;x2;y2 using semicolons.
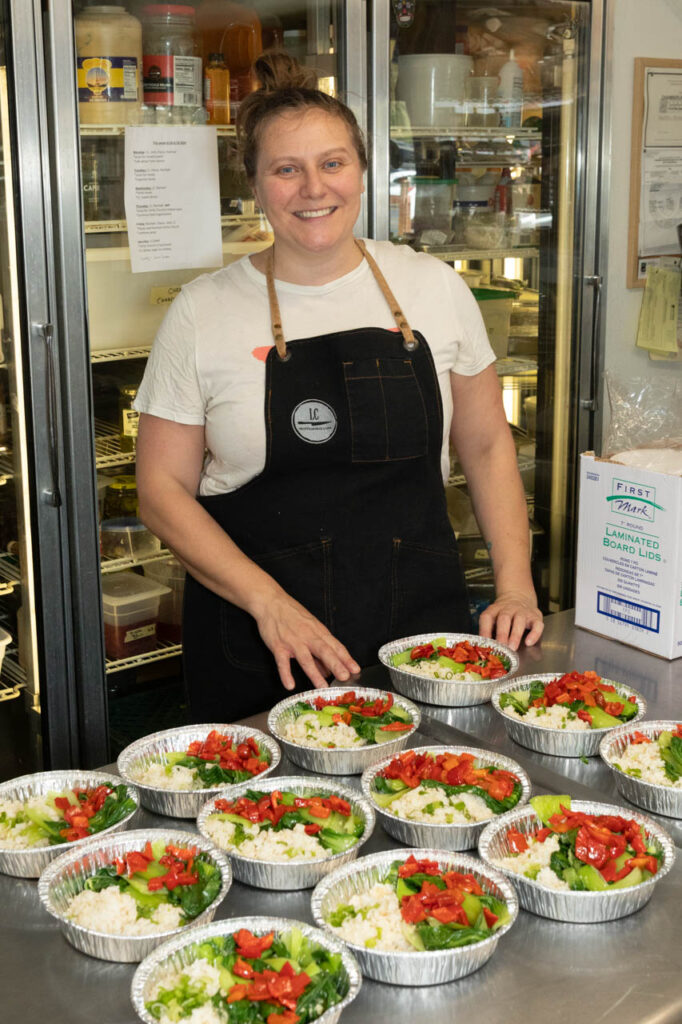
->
3;611;681;1023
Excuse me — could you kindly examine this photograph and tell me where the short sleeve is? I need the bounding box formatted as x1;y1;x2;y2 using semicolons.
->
442;263;497;376
133;288;205;424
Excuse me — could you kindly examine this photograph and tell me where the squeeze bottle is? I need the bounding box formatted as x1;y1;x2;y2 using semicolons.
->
498;49;523;128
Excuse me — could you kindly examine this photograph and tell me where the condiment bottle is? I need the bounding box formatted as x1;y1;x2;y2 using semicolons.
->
118;385;140;453
203;52;230;124
102;475;139;520
195;1;262;106
75;4;143;126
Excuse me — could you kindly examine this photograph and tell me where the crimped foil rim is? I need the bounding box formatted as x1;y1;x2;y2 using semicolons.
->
360;744;532;834
599;721;682;812
116;722;281;795
37;827;232;945
378;632;519;706
478;799;675;902
491;673;647;736
310;846;518;962
196;775;376;868
267;686;421;752
0;770;139;872
131;915;362;1024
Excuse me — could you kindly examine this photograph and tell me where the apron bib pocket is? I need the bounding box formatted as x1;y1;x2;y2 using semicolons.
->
343;357;428;462
220;538;334;672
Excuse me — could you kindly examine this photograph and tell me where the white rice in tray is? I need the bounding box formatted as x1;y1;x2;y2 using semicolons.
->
615;741;682;789
131;761;198;791
283;713;366;749
385;784;492;824
66;887;184;935
0;795;61;849
203;817;334;861
502;704;591;731
398;660;486;682
149;960;226;1024
328;882;413;952
491;834;568;891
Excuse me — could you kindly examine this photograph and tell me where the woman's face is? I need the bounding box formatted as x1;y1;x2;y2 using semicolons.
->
251;107;365;261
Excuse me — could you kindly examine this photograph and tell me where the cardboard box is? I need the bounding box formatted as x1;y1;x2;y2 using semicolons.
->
575;452;682;659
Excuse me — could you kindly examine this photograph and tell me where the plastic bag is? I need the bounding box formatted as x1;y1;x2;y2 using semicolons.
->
602;371;682;458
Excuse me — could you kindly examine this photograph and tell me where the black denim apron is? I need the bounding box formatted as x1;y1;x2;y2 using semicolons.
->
183;240;471;720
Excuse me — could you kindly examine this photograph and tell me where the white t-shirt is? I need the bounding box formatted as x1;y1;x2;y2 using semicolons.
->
134;239;495;495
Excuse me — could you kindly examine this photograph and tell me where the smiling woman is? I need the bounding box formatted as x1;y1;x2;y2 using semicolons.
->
132;51;542;723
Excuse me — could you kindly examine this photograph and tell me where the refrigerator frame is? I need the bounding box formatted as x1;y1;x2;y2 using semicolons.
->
3;0;108;768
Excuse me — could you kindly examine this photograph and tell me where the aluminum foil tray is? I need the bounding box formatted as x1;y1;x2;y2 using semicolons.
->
491;673;647;757
360;745;531;851
117;723;281;817
600;722;682;819
131;915;361;1024
197;775;376;890
268;687;421;775
311;847;518;985
37;827;232;962
378;633;519;707
0;770;139;879
478;799;674;923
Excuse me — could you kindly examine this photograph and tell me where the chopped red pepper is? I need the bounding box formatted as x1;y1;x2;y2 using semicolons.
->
379;721;412;732
304;823;322;835
482;908;499;928
234;929;274;960
506;827;528;854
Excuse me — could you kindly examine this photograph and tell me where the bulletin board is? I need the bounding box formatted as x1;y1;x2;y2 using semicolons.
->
627;58;682;288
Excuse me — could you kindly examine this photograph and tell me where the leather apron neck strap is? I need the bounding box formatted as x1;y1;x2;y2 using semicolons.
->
264;238;418;361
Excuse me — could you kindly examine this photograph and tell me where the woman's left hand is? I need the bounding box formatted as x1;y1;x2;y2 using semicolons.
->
478;591;544;651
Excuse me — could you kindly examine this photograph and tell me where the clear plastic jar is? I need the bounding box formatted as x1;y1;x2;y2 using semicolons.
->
142;4;202;113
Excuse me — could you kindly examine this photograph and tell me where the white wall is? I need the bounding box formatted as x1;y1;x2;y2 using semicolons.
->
600;0;682;442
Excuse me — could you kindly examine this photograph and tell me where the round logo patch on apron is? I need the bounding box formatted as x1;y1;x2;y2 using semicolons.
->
291;399;338;444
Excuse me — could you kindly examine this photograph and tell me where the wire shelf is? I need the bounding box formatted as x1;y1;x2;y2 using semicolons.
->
91;345;152;364
105;641;182;675
94;420;135;469
0;452;13;485
0;656;26;702
80;124;237;137
390;125;541;141
0;552;20;595
100;548;171;575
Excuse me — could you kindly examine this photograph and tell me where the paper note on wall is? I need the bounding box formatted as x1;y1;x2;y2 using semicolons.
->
124;126;223;274
635;265;681;358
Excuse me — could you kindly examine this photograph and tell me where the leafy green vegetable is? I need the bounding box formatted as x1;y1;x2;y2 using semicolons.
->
419;777;523;815
166;854;222;920
416;921;489;949
660;734;682;783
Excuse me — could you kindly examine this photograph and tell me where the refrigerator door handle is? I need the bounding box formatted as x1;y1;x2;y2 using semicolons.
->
34;321;62;507
580;275;602;411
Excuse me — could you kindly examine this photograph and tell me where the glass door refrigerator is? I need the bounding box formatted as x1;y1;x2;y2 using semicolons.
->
0;0;364;776
368;0;606;621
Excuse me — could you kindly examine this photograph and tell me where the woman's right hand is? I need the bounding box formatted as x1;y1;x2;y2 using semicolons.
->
252;590;361;691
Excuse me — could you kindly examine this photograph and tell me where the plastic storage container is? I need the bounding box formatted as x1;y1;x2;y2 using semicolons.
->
100;518;161;560
101;572;171;660
471;287;515;359
144;556;185;643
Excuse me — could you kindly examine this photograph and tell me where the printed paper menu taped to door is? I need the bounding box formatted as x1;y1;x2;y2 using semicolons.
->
124;126;222;273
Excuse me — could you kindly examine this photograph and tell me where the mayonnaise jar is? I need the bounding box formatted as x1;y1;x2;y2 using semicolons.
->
75;5;142;125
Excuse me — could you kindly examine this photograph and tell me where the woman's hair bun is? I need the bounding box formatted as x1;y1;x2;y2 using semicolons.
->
253;51;318;93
